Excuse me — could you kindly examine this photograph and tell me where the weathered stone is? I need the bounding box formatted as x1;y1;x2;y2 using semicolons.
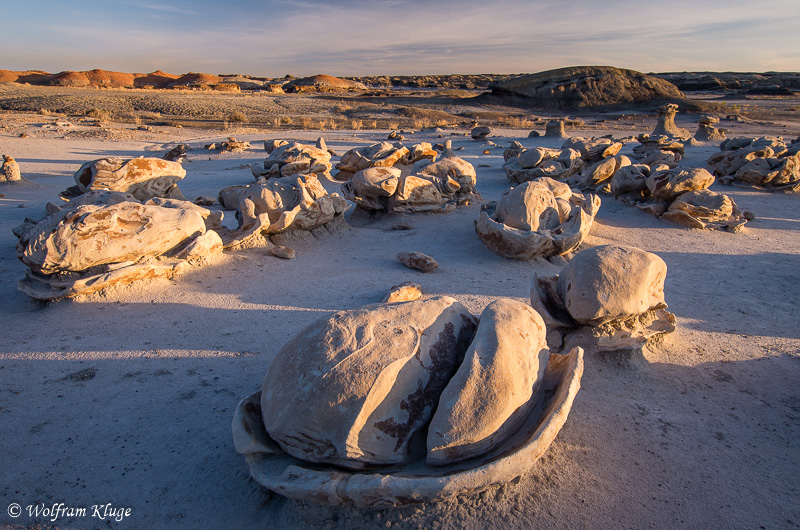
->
382;281;422;303
652;103;690;139
260;296;477;468
270;245;296;259
661;189;748;231
476;182;600;260
632;134;685;168
558;245;667;325
390;176;446;211
562;137;622;164
233;345;583;507
503;148;582;184
71;157;186;201
610;164;650;198
264;139;289;154
581;155;630;187
397;251;439;272
545;120;566;138
341;167;401;211
694;116;726;142
254;142;332;180
163;144;188;162
1;155;22;182
335;142;409;177
194;196;216;206
646;167;714;201
427;299;549;465
471;126;492;140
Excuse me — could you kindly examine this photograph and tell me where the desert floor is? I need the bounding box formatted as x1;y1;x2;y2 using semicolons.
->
0;98;799;529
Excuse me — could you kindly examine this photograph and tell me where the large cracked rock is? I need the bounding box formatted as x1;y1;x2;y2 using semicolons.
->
261;296;478;469
427;299;549;465
530;245;676;359
234;297;584;506
65;157;187;201
219;174;348;250
14;192;222;300
476;178;600;260
707;136;800;192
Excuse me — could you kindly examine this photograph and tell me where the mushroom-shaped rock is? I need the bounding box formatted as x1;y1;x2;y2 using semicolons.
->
427;299;549;465
1;155;22;182
694;116;726;142
646;167;714;201
70;157;186;201
476;180;600;260
652;103;690;139
260;296;478;469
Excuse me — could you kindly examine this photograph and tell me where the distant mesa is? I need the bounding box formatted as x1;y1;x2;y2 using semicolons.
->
489;66;685;109
282;74;366;93
168;72;221;88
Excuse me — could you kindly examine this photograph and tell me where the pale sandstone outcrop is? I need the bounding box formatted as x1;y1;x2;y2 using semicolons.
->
15;192;222;300
1;155;22;182
427;299;549;465
221;174;347;250
260;296;478;469
335;142;410;181
476;178;600;260
545;120;567;138
66;157;187;201
531;244;676;358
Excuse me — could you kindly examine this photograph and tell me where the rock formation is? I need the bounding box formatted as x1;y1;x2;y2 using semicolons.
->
503;147;583;184
652;103;690;139
471;126;492;140
342;156;478;213
1;155;22;182
397;251;438;272
64;157;187;201
233;297;584;506
282;74;366;92
219;174;347;250
544;120;567;138
14;192;222;300
476;178;601;260
334;142;412;181
252;142;332;180
707;136;800;192
382;282;422;303
631;135;685;168
694;116;726;142
530;244;676;358
490;66;684;109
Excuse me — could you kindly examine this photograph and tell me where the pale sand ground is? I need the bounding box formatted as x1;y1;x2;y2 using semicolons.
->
0;116;798;529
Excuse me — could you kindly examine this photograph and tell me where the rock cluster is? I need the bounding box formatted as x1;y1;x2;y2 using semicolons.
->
217;174;347;250
612;166;749;231
14;191;223;300
563;137;628;190
62;157;187;202
334;141;437;181
342;155;478;213
252;141;332;180
706;136;800;192
631;135;685;168
475;178;601;260
502;146;582;183
531;245;676;359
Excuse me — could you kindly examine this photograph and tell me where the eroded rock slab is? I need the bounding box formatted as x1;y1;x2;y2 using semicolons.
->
67;157;187;201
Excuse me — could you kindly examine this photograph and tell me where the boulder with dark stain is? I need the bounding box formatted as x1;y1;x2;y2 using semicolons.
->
260;296;477;469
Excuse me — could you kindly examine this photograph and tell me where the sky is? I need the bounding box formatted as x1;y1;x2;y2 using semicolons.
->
1;0;798;77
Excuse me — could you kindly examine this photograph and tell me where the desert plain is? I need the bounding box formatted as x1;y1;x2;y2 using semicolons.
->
0;71;799;529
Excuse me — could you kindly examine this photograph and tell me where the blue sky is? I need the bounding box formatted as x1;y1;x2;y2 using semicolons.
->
2;0;798;76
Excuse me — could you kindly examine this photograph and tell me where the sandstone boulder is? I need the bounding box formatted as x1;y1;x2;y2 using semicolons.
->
382;282;422;303
545;120;566;138
503;147;582;184
471;126;492;140
397;251;439;272
260;296;477;468
660;189;749;231
69;157;187;201
335;142;411;180
341;167;401;211
652;103;690;139
427;299;549;465
646;167;714;201
253;142;332;180
707;136;800;191
694;116;726;142
632;134;685;168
